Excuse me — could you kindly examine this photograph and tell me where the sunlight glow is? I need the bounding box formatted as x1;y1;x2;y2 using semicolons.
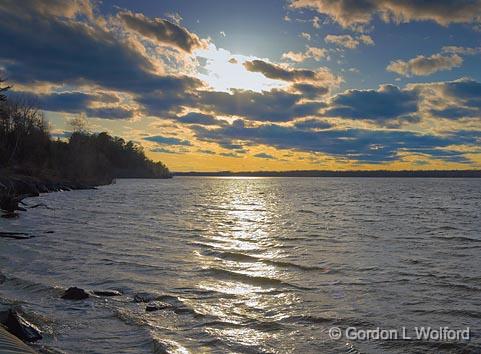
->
195;44;285;92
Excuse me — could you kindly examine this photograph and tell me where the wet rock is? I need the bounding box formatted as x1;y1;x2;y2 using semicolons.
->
61;287;89;300
133;292;158;303
93;290;122;297
145;301;171;312
3;309;42;342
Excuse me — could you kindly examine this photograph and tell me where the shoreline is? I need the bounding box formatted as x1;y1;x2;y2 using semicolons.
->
0;173;107;217
173;170;481;178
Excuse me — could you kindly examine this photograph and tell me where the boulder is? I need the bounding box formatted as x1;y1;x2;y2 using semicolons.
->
61;287;89;300
3;309;42;342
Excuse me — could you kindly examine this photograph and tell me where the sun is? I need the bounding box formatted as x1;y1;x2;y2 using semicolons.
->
195;44;285;92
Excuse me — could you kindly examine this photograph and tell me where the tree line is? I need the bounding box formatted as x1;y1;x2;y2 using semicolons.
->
0;78;171;184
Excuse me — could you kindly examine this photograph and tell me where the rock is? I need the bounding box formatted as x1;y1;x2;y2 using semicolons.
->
93;290;122;297
133;292;158;303
4;309;42;342
145;301;171;312
61;287;89;300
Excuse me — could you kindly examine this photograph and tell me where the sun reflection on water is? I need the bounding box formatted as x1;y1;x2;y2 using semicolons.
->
190;178;299;349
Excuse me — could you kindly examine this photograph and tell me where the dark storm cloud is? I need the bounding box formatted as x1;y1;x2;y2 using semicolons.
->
243;60;317;82
324;84;419;121
144;136;192;146
177;112;225;125
198;89;325;122
290;0;481;28
192;120;480;163
118;11;204;53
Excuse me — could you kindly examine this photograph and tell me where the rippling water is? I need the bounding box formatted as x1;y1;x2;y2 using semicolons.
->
1;177;480;353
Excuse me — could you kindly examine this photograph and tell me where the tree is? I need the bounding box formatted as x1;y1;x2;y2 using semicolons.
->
0;77;11;102
68;114;89;134
0;84;171;180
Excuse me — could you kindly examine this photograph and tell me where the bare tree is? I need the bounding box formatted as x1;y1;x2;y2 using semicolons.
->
0;77;11;102
68;113;89;134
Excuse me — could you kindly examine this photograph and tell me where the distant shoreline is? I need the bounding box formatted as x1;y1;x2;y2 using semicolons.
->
173;170;481;178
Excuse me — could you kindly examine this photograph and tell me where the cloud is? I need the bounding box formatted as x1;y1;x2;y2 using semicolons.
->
359;34;375;46
325;34;374;49
198;149;216;155
144;135;192;146
0;0;94;19
118;11;205;53
282;46;327;62
220;152;241;158
293;118;332;130
177;112;225;125
198;89;325;122
192;119;479;163
324;84;419;122
151;147;183;154
244;60;316;81
8;90;134;119
442;46;481;55
0;0;203;101
290;83;329;99
243;60;339;86
415;78;481;120
387;53;463;77
85;107;134;119
301;32;311;41
290;0;481;28
254;152;276;159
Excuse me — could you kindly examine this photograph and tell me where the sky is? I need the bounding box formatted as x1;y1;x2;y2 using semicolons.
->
1;0;480;172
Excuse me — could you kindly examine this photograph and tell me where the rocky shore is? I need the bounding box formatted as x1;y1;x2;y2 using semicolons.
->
0;173;108;217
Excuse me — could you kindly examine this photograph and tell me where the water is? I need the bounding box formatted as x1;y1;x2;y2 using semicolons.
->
1;177;480;353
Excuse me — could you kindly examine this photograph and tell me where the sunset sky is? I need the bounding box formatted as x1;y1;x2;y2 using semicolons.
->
1;0;481;171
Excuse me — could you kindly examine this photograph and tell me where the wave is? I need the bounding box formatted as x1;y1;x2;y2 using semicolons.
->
203;267;313;290
200;249;328;272
432;235;481;243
